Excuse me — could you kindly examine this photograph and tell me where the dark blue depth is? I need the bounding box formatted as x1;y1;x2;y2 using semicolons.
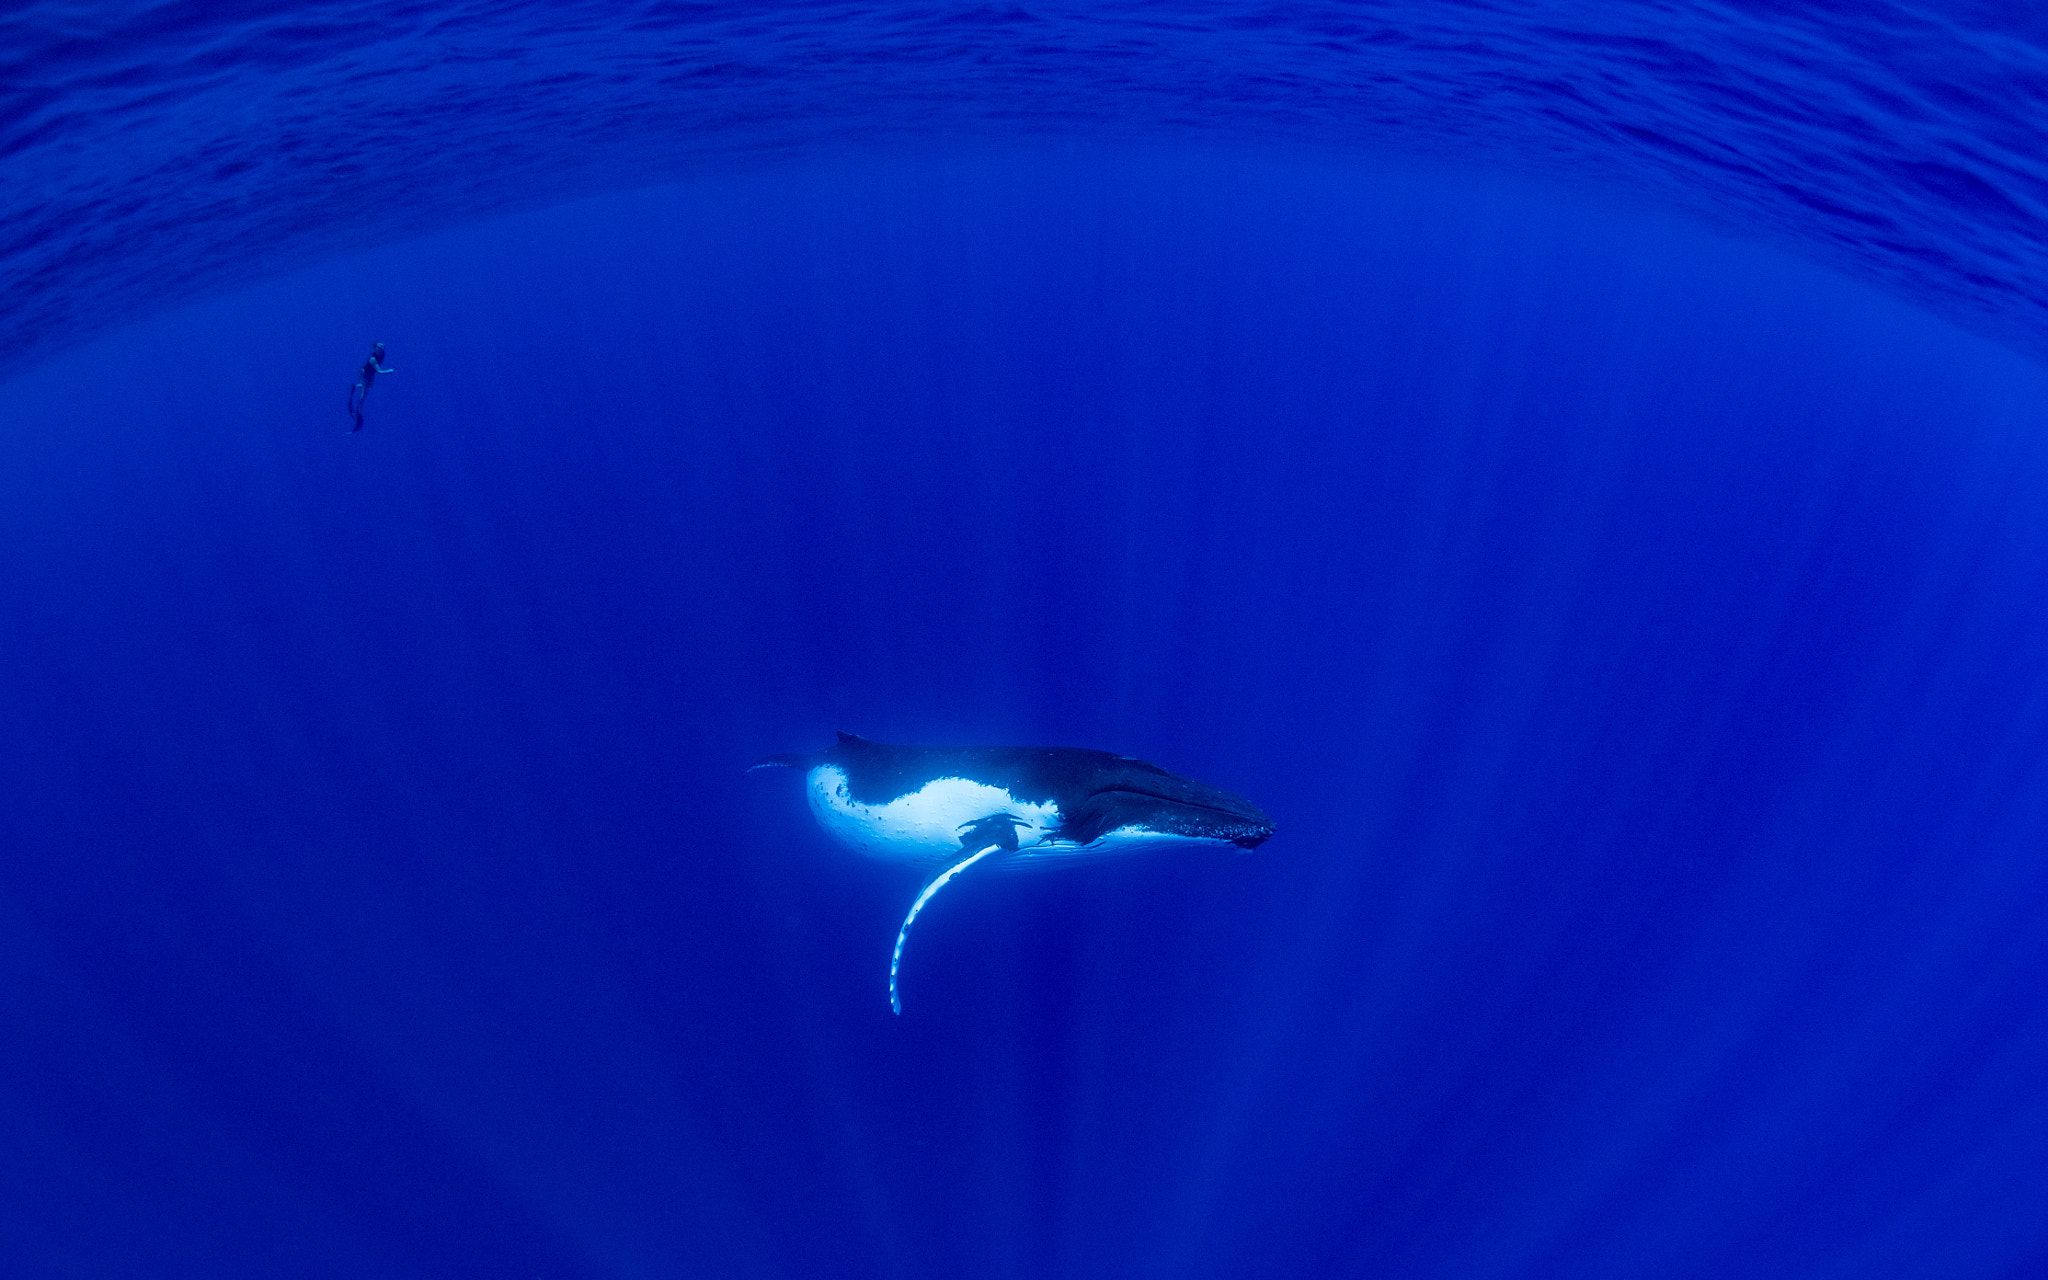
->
5;147;2048;1276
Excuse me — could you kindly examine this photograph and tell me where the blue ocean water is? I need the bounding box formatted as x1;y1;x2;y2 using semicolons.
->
7;6;2048;1280
8;0;2048;379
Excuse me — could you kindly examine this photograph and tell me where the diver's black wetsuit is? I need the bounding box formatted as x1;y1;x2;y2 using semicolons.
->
348;343;395;431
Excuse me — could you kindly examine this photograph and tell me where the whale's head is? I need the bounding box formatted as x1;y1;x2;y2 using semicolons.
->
1055;759;1275;852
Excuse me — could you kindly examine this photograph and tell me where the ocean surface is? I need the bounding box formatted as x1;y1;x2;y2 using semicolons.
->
7;4;2048;1280
8;0;2048;380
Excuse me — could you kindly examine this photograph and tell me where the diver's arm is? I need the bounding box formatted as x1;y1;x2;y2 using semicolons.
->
374;362;396;373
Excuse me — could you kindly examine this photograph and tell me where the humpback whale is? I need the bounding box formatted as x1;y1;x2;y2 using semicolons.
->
751;733;1274;1012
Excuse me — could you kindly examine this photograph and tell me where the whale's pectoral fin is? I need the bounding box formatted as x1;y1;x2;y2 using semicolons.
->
957;813;1024;852
888;816;1024;1015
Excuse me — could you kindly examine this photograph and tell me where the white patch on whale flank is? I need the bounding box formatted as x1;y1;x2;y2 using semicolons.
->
805;765;1062;862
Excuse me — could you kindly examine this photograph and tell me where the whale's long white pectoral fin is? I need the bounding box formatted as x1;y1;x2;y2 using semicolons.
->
890;842;1003;1015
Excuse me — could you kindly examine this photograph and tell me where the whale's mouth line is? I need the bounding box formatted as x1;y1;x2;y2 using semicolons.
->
1083;786;1270;822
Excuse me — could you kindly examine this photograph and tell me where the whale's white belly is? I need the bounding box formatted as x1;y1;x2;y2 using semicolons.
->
1005;824;1225;865
806;764;1062;862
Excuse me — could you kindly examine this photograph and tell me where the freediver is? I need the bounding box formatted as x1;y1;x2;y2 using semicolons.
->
347;342;395;431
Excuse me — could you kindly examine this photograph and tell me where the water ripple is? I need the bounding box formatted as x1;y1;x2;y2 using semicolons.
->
4;0;2047;378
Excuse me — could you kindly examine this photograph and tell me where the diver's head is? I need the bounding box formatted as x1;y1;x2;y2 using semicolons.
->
370;342;385;357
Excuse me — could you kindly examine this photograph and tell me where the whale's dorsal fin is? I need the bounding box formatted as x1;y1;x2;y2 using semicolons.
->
749;734;871;772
